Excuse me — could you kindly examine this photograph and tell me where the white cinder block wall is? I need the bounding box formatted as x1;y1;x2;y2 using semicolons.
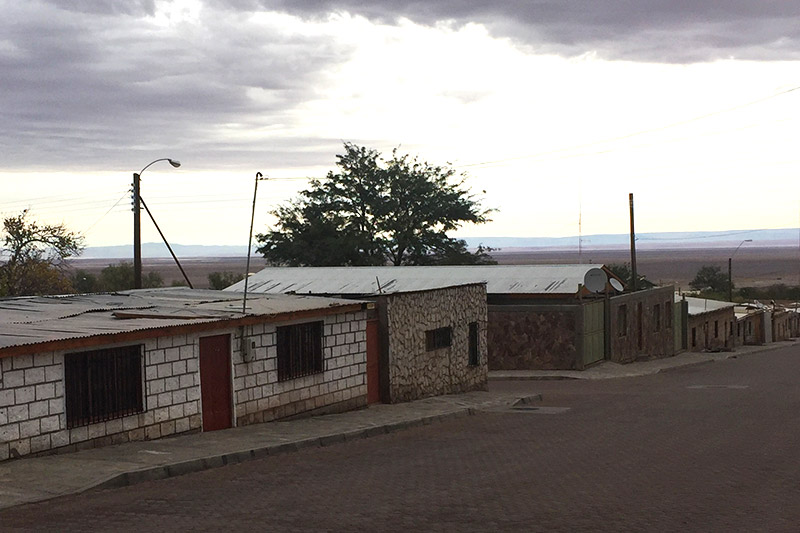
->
0;309;367;462
233;310;368;425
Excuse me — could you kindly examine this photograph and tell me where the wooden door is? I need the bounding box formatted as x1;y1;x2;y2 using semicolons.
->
199;334;232;431
581;301;605;367
366;319;381;404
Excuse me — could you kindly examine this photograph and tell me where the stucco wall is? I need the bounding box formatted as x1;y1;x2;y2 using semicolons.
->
487;305;580;370
772;310;794;342
380;285;488;403
609;287;676;363
687;307;736;351
0;310;367;462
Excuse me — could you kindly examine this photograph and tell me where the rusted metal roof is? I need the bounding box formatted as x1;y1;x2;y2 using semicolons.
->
0;288;365;354
226;265;619;296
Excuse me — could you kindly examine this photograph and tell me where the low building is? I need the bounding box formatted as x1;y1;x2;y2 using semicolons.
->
375;284;488;403
681;295;736;351
608;286;679;363
0;289;369;462
734;304;766;346
233;273;490;403
227;265;675;371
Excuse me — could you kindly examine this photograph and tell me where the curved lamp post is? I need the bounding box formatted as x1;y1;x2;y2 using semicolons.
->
133;158;180;289
728;239;752;302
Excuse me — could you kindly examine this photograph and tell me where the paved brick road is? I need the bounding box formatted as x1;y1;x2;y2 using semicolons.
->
3;346;800;532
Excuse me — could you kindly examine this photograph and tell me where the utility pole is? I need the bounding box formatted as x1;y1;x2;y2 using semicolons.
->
728;257;733;303
132;158;180;290
629;193;637;292
133;172;142;289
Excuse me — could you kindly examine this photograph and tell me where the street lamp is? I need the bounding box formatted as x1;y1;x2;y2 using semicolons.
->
728;239;752;302
133;158;181;289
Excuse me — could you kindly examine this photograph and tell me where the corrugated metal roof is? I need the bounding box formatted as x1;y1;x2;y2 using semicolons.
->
0;288;364;352
226;265;617;296
677;294;735;316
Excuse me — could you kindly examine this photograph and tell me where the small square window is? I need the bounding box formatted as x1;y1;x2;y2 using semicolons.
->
426;327;452;351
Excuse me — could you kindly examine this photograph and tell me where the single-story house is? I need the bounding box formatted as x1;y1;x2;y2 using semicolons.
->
680;295;736;351
232;273;490;403
373;284;488;403
227;265;676;371
734;304;766;346
608;286;680;363
0;288;370;462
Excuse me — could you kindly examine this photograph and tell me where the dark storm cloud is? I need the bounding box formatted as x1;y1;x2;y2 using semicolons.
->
39;0;157;16
1;1;355;170
232;0;800;62
4;0;799;172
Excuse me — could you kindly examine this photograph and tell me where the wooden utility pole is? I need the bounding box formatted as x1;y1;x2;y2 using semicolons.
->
629;193;637;292
133;172;142;289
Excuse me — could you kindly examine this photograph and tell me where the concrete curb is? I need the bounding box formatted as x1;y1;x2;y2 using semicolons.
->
89;408;477;493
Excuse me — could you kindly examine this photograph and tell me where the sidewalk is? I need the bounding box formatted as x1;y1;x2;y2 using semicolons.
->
1;340;794;511
489;341;798;381
0;390;535;511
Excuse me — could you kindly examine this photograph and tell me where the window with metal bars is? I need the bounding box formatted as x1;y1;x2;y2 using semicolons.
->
277;321;324;381
425;326;452;351
64;345;144;428
468;322;479;366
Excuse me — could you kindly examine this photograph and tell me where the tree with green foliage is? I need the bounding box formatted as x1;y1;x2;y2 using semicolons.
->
0;210;83;297
208;271;244;290
690;265;729;293
256;143;494;266
70;262;163;293
605;262;653;290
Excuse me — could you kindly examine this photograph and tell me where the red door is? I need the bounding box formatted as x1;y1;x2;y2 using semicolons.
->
366;319;381;404
199;335;232;431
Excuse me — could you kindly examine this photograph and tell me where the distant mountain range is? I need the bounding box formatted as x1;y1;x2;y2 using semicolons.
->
463;228;800;251
78;228;800;259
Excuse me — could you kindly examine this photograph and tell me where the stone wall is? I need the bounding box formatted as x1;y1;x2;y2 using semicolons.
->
0;309;367;462
233;311;367;425
609;287;676;363
487;305;580;370
379;285;487;403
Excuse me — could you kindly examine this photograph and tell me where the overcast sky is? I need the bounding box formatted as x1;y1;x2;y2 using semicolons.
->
2;0;799;248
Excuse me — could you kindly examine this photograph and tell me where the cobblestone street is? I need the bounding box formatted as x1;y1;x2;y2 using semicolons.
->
3;345;800;531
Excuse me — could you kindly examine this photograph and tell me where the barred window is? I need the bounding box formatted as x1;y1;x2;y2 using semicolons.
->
65;345;144;428
426;327;452;351
277;321;324;381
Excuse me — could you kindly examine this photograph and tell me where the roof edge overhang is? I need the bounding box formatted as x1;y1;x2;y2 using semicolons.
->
0;302;366;359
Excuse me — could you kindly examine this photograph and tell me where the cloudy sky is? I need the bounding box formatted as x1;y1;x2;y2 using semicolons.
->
2;0;799;248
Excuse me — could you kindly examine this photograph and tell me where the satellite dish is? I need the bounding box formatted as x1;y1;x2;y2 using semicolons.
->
583;268;608;293
610;278;624;292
